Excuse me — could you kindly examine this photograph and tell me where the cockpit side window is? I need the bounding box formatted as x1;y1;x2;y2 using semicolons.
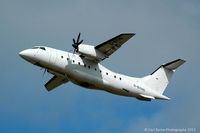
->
40;47;46;50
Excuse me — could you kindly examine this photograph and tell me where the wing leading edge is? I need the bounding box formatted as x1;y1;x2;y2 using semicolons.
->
95;33;135;59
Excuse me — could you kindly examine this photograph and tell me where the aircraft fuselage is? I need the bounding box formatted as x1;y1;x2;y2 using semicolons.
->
20;46;169;100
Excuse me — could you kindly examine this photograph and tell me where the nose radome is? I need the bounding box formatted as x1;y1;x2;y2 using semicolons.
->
19;50;25;57
19;49;35;61
19;50;29;58
19;49;39;65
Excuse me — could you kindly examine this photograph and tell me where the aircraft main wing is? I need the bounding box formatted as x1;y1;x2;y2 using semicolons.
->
95;33;135;59
45;75;69;91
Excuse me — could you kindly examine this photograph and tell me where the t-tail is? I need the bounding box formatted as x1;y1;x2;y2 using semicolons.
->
141;59;185;100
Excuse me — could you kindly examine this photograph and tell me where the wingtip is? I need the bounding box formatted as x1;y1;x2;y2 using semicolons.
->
177;59;186;63
180;59;186;63
121;33;136;36
130;32;136;35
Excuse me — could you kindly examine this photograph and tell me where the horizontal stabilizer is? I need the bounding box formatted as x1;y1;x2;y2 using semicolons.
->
162;59;186;70
140;94;155;99
136;94;155;101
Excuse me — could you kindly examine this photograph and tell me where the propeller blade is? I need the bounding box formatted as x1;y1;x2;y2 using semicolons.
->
77;33;81;43
79;40;83;44
73;38;76;44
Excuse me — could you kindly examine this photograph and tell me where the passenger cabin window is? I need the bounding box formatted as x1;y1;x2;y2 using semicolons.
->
61;56;63;58
114;75;116;78
106;72;108;75
119;77;122;80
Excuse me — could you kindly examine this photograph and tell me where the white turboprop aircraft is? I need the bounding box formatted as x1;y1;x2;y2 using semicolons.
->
19;33;185;101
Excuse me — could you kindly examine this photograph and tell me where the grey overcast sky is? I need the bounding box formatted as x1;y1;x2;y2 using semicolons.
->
0;0;199;133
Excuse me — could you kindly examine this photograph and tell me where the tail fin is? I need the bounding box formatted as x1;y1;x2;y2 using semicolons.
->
141;59;185;94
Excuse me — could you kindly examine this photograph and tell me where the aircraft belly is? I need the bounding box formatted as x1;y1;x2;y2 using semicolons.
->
65;67;140;98
102;83;137;97
66;69;103;90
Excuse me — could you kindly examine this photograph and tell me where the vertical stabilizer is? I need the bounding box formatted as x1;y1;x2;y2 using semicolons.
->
142;59;185;94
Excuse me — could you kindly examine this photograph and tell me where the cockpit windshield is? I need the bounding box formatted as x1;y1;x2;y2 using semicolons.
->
32;46;39;49
32;46;46;51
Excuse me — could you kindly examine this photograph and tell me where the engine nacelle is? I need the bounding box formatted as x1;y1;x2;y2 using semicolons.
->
78;44;106;61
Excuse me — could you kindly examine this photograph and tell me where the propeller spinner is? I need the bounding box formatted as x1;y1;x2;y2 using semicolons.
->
72;33;83;53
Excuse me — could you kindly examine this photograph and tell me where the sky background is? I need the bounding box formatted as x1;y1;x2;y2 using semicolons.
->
0;0;199;133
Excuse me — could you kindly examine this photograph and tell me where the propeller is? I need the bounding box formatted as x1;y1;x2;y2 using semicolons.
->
72;33;83;53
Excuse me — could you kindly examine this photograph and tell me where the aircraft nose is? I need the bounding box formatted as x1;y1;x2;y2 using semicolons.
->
19;49;36;63
19;50;30;58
